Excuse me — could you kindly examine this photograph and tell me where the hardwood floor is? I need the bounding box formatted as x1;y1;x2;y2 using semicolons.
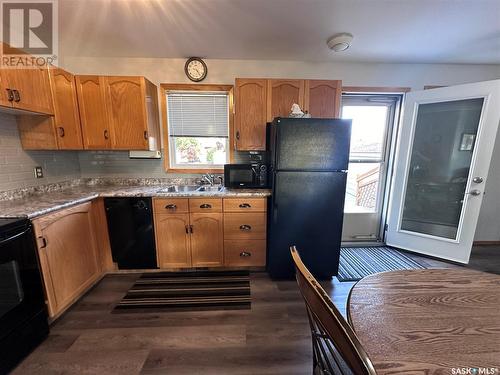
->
12;245;500;374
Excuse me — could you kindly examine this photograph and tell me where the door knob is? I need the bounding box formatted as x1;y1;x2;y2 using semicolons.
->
472;177;484;184
467;190;482;196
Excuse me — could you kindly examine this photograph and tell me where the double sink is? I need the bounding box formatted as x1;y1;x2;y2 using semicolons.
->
157;185;224;193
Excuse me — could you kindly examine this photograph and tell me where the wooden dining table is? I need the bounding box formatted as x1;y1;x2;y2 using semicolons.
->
348;268;500;374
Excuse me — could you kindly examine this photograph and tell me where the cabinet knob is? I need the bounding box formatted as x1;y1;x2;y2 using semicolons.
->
104;129;109;140
6;88;14;102
236;131;240;140
165;204;177;210
239;224;252;231
58;127;65;138
240;251;251;257
200;204;212;209
185;225;189;234
239;203;251;208
13;89;21;102
144;130;148;140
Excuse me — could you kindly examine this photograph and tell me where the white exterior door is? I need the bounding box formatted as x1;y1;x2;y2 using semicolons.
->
386;80;500;263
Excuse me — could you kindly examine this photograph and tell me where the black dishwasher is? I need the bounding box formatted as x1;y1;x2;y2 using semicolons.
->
104;198;157;269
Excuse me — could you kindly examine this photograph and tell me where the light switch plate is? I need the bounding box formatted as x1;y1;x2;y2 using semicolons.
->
34;166;44;179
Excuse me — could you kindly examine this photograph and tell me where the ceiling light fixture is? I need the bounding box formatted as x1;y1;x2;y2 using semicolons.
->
327;33;353;52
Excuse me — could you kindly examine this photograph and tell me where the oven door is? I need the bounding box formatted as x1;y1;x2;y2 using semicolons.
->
0;223;46;341
224;164;258;188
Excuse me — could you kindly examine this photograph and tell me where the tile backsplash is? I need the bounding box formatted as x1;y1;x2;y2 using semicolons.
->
0;113;81;192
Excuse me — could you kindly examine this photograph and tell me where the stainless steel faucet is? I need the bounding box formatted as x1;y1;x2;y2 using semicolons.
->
200;174;223;186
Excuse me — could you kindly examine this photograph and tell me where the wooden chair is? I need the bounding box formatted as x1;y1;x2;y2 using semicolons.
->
290;246;376;375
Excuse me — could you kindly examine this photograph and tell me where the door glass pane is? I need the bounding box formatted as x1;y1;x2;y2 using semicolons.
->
400;98;484;239
345;163;381;213
0;260;24;318
342;105;387;161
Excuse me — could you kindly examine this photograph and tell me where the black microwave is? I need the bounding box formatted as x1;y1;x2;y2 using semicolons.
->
224;164;269;189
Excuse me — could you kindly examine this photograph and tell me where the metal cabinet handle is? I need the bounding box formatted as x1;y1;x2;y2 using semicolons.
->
165;204;177;210
239;203;251;208
13;89;21;102
200;204;212;209
239;224;252;231
467;190;482;196
58;127;65;138
6;88;14;102
236;131;240;140
104;129;109;140
144;130;148;140
473;177;484;184
39;236;47;248
240;251;252;257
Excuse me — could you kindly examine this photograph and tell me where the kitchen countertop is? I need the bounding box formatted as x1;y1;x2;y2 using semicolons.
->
0;183;271;219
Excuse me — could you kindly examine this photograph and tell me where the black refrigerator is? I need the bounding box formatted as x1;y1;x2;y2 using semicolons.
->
267;117;352;280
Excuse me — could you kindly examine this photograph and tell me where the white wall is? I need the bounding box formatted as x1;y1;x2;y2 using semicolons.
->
61;56;500;241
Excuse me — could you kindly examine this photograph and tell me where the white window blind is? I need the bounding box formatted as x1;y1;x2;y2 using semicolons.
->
167;92;229;138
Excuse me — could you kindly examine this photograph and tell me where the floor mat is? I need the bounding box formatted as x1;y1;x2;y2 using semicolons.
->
114;270;251;312
337;246;427;282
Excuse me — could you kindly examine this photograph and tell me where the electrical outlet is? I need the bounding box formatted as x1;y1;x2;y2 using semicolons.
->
34;166;44;179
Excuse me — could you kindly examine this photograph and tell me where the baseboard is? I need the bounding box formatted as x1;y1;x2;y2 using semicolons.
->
473;241;500;246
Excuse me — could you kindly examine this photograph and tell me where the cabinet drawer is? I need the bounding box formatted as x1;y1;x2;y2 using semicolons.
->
153;198;189;214
224;213;266;240
189;198;222;213
225;240;266;267
223;198;267;212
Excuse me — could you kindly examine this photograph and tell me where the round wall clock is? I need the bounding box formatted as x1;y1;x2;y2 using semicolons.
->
184;57;207;82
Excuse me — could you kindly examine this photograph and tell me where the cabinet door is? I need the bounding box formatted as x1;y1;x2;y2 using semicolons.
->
155;214;192;268
190;213;224;267
8;67;54;114
75;75;111;149
33;202;100;318
0;69;14;108
50;68;84;149
304;80;342;118
234;78;267;151
267;79;305;122
105;76;149;150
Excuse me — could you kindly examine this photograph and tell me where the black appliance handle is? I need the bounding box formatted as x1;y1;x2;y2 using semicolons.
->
0;227;31;246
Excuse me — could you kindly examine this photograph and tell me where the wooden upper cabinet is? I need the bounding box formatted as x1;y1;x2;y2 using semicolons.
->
304;80;342;118
105;76;150;150
32;202;100;318
50;68;84;149
190;213;224;267
75;75;111;149
234;78;268;151
0;70;14;108
1;66;54;114
267;79;305;122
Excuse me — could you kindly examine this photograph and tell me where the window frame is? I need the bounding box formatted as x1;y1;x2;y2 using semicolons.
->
161;83;234;173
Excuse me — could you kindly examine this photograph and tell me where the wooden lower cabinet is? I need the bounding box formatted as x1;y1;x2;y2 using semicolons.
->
154;197;267;269
155;214;192;268
224;240;266;267
190;213;224;267
32;202;102;318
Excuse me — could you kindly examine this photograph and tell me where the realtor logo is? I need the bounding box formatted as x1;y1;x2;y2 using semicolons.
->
1;0;58;66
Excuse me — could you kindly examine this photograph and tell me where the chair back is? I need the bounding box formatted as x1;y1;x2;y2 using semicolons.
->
290;246;376;375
